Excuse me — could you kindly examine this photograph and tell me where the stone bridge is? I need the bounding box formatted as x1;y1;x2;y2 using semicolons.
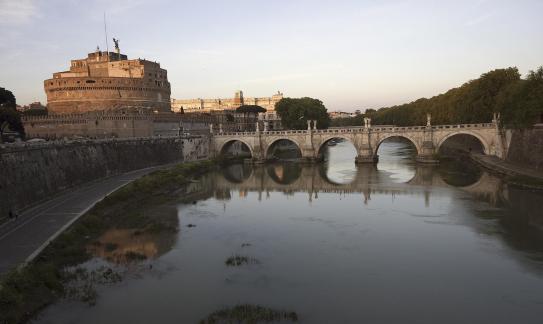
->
211;117;506;163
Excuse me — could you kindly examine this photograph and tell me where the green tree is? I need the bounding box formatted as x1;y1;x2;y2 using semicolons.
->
496;67;543;128
0;87;16;109
235;105;267;114
0;87;25;141
275;97;330;130
236;105;266;130
0;109;25;141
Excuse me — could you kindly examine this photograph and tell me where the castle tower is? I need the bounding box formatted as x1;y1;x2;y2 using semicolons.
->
44;49;171;114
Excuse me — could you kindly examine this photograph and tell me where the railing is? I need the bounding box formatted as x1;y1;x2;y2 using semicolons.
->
214;122;496;136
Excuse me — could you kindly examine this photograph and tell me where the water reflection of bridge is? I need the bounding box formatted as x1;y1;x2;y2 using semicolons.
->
215;163;507;205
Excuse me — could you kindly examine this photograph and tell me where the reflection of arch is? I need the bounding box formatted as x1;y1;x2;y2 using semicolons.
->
375;135;420;155
222;164;254;183
438;159;482;187
265;138;302;159
437;131;489;155
317;136;356;156
317;163;357;186
219;139;253;157
266;163;302;185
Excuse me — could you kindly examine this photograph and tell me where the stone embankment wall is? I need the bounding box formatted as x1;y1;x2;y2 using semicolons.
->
0;136;210;217
505;127;543;171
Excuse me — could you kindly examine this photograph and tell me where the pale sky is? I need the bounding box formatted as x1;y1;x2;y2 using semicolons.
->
1;0;542;111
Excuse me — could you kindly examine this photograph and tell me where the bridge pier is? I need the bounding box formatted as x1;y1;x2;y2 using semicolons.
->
415;139;439;164
415;155;439;164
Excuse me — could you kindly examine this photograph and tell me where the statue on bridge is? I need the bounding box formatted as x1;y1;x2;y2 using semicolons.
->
363;117;371;129
426;113;432;127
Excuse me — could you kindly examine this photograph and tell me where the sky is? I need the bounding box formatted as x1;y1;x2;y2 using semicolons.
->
1;0;542;111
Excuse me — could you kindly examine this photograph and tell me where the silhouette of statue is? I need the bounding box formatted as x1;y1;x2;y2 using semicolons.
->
113;38;120;51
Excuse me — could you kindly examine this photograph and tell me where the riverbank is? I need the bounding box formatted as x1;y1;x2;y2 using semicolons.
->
0;159;216;324
471;154;543;189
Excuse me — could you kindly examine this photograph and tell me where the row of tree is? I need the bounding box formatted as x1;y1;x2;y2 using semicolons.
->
332;67;543;128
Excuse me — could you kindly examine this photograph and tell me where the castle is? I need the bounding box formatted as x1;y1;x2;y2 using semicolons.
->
44;45;171;114
171;90;283;113
24;45;284;139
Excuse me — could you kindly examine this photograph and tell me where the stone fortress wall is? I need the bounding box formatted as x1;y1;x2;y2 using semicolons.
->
45;49;171;114
505;127;543;171
171;90;283;113
22;112;215;139
0;136;210;218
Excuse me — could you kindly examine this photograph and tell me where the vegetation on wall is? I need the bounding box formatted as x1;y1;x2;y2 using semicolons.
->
275;97;331;130
331;67;543;128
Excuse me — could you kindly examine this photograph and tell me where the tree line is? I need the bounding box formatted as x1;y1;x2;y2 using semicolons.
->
332;67;543;128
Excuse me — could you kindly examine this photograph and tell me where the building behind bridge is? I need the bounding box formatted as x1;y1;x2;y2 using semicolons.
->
171;90;283;113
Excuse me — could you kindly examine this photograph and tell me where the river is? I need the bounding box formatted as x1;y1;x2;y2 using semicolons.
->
33;139;543;324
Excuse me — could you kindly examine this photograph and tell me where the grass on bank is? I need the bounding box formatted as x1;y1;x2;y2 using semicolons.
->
0;159;217;324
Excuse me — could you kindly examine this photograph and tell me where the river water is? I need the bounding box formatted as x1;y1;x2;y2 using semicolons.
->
34;140;543;324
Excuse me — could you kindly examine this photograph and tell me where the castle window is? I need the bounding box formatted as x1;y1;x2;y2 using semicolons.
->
86;80;96;84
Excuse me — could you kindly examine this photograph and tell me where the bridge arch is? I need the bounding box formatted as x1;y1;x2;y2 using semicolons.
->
218;139;254;158
316;135;357;156
436;131;490;155
374;134;421;156
264;137;303;160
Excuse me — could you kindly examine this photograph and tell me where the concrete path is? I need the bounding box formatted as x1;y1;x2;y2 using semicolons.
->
0;165;173;276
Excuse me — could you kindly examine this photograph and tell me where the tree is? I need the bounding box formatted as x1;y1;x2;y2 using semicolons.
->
0;87;16;109
0;87;25;141
236;105;266;130
275;97;330;130
235;105;266;114
496;66;543;128
0;108;25;140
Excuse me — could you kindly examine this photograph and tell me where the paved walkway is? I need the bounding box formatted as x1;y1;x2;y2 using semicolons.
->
471;154;543;181
0;165;172;276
